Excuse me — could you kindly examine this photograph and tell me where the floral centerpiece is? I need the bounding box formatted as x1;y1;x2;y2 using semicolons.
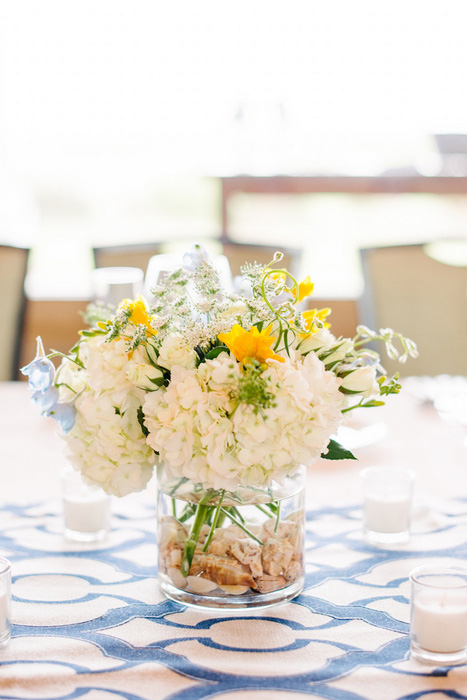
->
22;246;417;608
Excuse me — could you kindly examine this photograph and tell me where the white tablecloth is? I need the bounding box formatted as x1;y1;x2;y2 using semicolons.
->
0;381;466;700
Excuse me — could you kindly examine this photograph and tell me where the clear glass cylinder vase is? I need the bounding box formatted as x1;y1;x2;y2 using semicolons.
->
156;463;305;610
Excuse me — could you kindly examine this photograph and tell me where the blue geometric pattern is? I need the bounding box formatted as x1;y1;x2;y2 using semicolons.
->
0;496;466;699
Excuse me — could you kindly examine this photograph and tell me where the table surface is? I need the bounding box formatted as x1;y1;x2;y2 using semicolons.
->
0;380;466;700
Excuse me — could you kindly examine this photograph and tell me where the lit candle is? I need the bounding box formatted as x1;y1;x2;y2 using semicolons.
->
410;565;467;665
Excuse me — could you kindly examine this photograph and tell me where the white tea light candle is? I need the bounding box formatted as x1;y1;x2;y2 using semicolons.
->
62;466;111;542
410;565;467;665
364;494;411;534
63;492;111;534
360;466;415;545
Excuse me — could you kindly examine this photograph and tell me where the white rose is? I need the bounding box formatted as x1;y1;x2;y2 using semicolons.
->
158;333;198;371
340;366;379;398
297;328;335;355
126;360;164;391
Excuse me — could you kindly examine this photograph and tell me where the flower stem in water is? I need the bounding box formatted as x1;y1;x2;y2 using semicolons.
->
202;490;225;552
220;507;264;545
180;502;213;577
274;501;281;533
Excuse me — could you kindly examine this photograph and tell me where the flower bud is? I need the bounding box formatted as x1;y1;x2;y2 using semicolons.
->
340;366;379;398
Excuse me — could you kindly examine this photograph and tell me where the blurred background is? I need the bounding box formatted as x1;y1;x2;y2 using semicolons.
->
2;0;467;378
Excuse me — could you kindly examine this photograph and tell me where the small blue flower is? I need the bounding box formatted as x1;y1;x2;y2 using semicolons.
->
183;243;210;271
45;402;76;434
31;386;60;412
21;336;55;392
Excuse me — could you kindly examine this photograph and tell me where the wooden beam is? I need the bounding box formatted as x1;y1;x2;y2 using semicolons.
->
221;175;467;196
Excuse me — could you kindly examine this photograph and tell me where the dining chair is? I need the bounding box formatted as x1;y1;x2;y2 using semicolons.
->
221;241;301;278
359;241;467;376
93;242;164;273
0;245;29;381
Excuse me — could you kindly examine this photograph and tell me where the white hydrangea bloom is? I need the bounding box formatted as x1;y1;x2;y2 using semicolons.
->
61;335;156;496
83;336;133;394
65;387;155;497
143;351;345;491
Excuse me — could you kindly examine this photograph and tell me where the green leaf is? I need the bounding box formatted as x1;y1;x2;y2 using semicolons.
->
148;375;166;387
79;328;106;337
321;438;357;461
203;345;229;361
283;328;291;357
145;343;159;365
136;406;149;438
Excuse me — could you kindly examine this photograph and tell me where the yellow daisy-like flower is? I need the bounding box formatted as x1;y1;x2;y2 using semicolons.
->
302;307;332;335
218;324;285;364
118;296;157;336
291;275;314;303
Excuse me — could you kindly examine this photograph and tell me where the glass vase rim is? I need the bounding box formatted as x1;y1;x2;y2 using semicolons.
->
156;462;305;504
0;557;11;576
359;465;416;482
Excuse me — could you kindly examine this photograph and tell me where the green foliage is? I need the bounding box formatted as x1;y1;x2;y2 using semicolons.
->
81;301;115;327
202;345;229;362
378;373;401;396
136;407;149;438
321;439;357;461
232;360;277;414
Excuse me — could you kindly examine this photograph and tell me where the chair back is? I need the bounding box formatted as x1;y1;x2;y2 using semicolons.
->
0;245;29;380
359;242;467;376
93;243;163;273
221;242;301;278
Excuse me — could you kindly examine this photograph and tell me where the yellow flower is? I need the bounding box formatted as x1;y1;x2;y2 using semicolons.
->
119;296;157;336
302;307;332;335
218;324;285;364
291;276;314;303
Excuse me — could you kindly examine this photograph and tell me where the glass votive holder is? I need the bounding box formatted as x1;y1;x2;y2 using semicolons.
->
61;466;111;543
360;466;415;546
0;558;11;647
410;564;467;665
92;267;144;307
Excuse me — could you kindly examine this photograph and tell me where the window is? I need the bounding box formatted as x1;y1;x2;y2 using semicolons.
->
1;1;467;297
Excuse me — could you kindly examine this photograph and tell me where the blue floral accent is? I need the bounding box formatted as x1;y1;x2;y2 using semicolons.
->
20;336;56;392
183;243;210;271
44;402;76;433
21;357;55;392
31;386;60;412
22;336;76;433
